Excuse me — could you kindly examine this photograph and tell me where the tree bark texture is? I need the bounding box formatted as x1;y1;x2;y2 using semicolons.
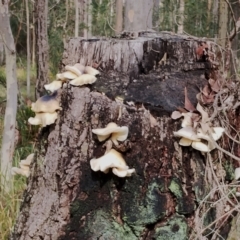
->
35;0;49;99
12;33;228;239
0;0;18;192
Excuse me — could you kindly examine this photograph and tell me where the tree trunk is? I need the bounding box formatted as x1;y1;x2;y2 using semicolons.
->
26;0;31;97
115;0;123;34
0;0;18;192
35;0;49;99
12;32;237;239
177;0;185;34
218;1;228;49
124;0;154;32
74;0;79;37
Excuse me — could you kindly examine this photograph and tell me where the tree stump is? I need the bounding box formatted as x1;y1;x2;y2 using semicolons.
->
12;32;226;240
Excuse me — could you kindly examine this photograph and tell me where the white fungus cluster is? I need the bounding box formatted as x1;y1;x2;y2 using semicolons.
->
90;122;135;178
11;153;34;177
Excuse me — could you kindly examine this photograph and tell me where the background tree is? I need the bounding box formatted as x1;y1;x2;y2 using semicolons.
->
0;0;18;192
34;0;49;98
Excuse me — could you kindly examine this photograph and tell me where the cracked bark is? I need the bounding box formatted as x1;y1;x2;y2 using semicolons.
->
12;32;231;239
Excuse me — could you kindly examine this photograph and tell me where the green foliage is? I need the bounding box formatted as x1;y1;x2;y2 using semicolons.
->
16;104;39;147
92;0;114;37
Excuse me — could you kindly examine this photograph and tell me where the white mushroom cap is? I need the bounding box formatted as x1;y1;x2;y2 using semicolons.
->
191;141;210;152
212;127;225;141
92;122;129;145
56;71;79;80
173;127;200;141
179;137;192;146
84;66;100;76
31;93;61;113
70;74;97;86
197;127;224;141
234;167;240;180
65;64;84;76
90;149;129;173
112;167;135;177
28;112;58;127
20;153;34;167
44;81;62;93
181;112;193;127
11;166;30;177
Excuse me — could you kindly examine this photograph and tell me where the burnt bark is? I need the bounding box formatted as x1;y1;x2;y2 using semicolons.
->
34;0;49;99
12;32;228;239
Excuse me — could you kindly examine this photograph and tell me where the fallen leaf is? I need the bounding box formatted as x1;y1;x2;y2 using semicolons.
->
196;103;209;123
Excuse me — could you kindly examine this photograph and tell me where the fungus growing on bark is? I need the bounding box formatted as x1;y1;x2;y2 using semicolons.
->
11;153;34;177
70;74;97;86
84;66;100;76
90;149;135;177
65;63;85;76
191;141;210;152
173;127;200;142
92;122;129;145
31;91;61;113
234;167;240;180
28;112;58;127
56;71;79;80
44;80;63;93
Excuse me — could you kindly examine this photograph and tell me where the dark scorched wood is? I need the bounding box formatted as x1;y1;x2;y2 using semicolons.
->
12;32;221;240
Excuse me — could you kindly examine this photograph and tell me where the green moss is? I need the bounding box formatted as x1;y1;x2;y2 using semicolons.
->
169;178;183;198
153;214;188;240
223;161;235;181
83;210;138;240
122;181;167;235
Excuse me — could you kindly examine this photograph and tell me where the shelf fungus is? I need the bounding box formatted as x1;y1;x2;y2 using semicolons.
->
28;112;58;127
90;149;135;177
70;74;97;86
92;122;129;145
31;92;61;113
174;126;225;153
234;167;240;180
11;153;34;177
44;80;63;93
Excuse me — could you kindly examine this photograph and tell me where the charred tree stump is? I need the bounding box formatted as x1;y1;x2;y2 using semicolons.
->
12;32;226;239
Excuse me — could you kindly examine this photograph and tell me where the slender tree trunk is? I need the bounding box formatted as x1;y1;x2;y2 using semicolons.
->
0;0;18;192
32;4;35;68
88;0;92;38
26;0;31;97
177;0;185;34
115;0;123;34
83;0;88;38
74;0;79;37
35;0;49;99
152;0;160;30
218;0;228;48
0;37;5;65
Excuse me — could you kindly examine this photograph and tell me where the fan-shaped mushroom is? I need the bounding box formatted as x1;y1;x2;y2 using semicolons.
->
28;112;58;127
70;74;97;86
92;122;129;145
31;92;61;113
90;149;134;177
44;80;63;93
